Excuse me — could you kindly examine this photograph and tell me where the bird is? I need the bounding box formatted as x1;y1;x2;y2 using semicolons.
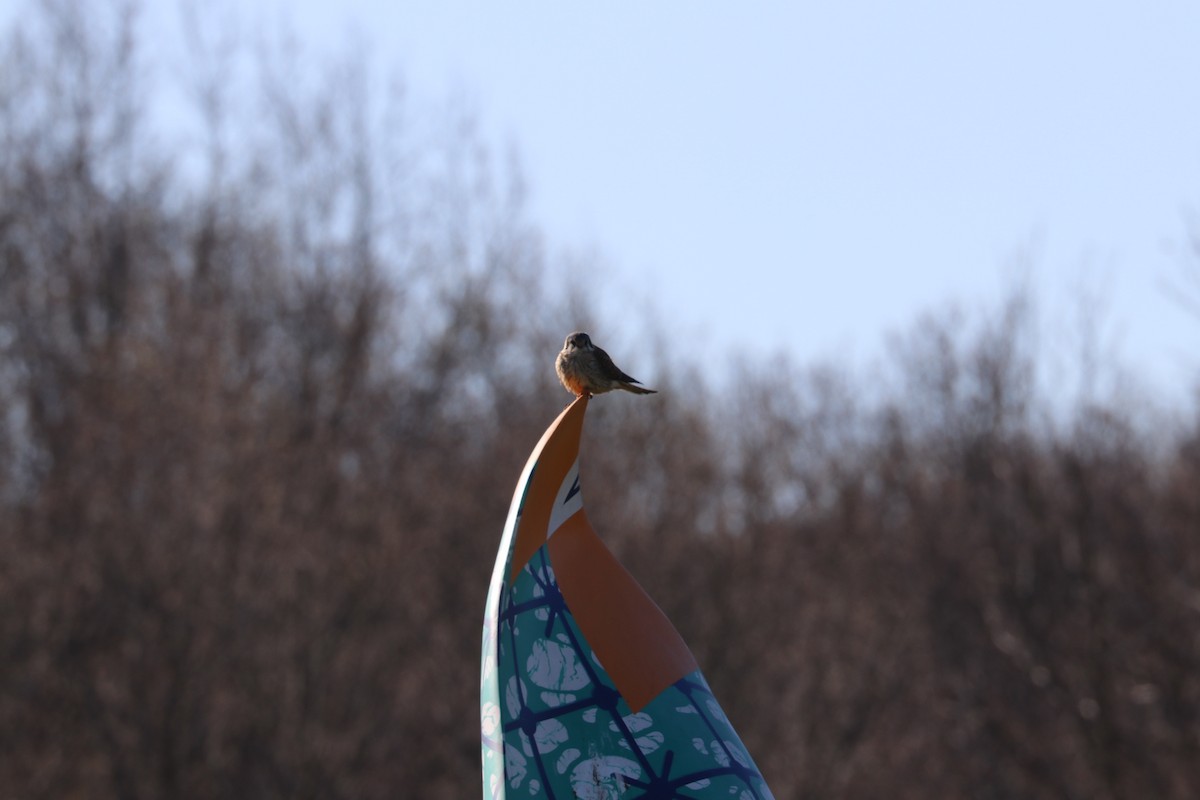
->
556;332;657;398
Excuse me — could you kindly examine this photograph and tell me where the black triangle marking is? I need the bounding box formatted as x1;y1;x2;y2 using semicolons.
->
564;473;581;504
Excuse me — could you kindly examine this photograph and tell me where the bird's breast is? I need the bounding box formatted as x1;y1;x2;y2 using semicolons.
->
556;351;590;395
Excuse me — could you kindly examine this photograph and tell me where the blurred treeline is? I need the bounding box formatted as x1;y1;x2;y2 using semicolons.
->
2;3;1199;799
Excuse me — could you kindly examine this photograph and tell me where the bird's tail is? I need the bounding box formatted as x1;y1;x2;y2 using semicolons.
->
619;382;657;395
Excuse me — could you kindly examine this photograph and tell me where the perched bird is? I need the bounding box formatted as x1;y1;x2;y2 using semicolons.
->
556;332;657;398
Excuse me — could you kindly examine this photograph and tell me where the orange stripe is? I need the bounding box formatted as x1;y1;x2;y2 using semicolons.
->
548;509;698;712
508;396;589;583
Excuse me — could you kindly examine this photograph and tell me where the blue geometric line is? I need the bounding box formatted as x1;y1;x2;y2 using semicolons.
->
500;692;605;733
502;573;556;795
673;679;766;799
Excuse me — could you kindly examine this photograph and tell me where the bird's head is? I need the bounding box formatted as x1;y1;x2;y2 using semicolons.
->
564;332;592;350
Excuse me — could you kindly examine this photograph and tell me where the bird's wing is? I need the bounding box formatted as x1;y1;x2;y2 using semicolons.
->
593;345;641;384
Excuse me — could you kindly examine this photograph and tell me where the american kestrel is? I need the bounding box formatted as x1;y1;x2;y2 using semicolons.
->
556;332;657;398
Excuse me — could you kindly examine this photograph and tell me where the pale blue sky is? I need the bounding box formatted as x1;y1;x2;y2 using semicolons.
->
280;1;1200;405
14;1;1200;406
